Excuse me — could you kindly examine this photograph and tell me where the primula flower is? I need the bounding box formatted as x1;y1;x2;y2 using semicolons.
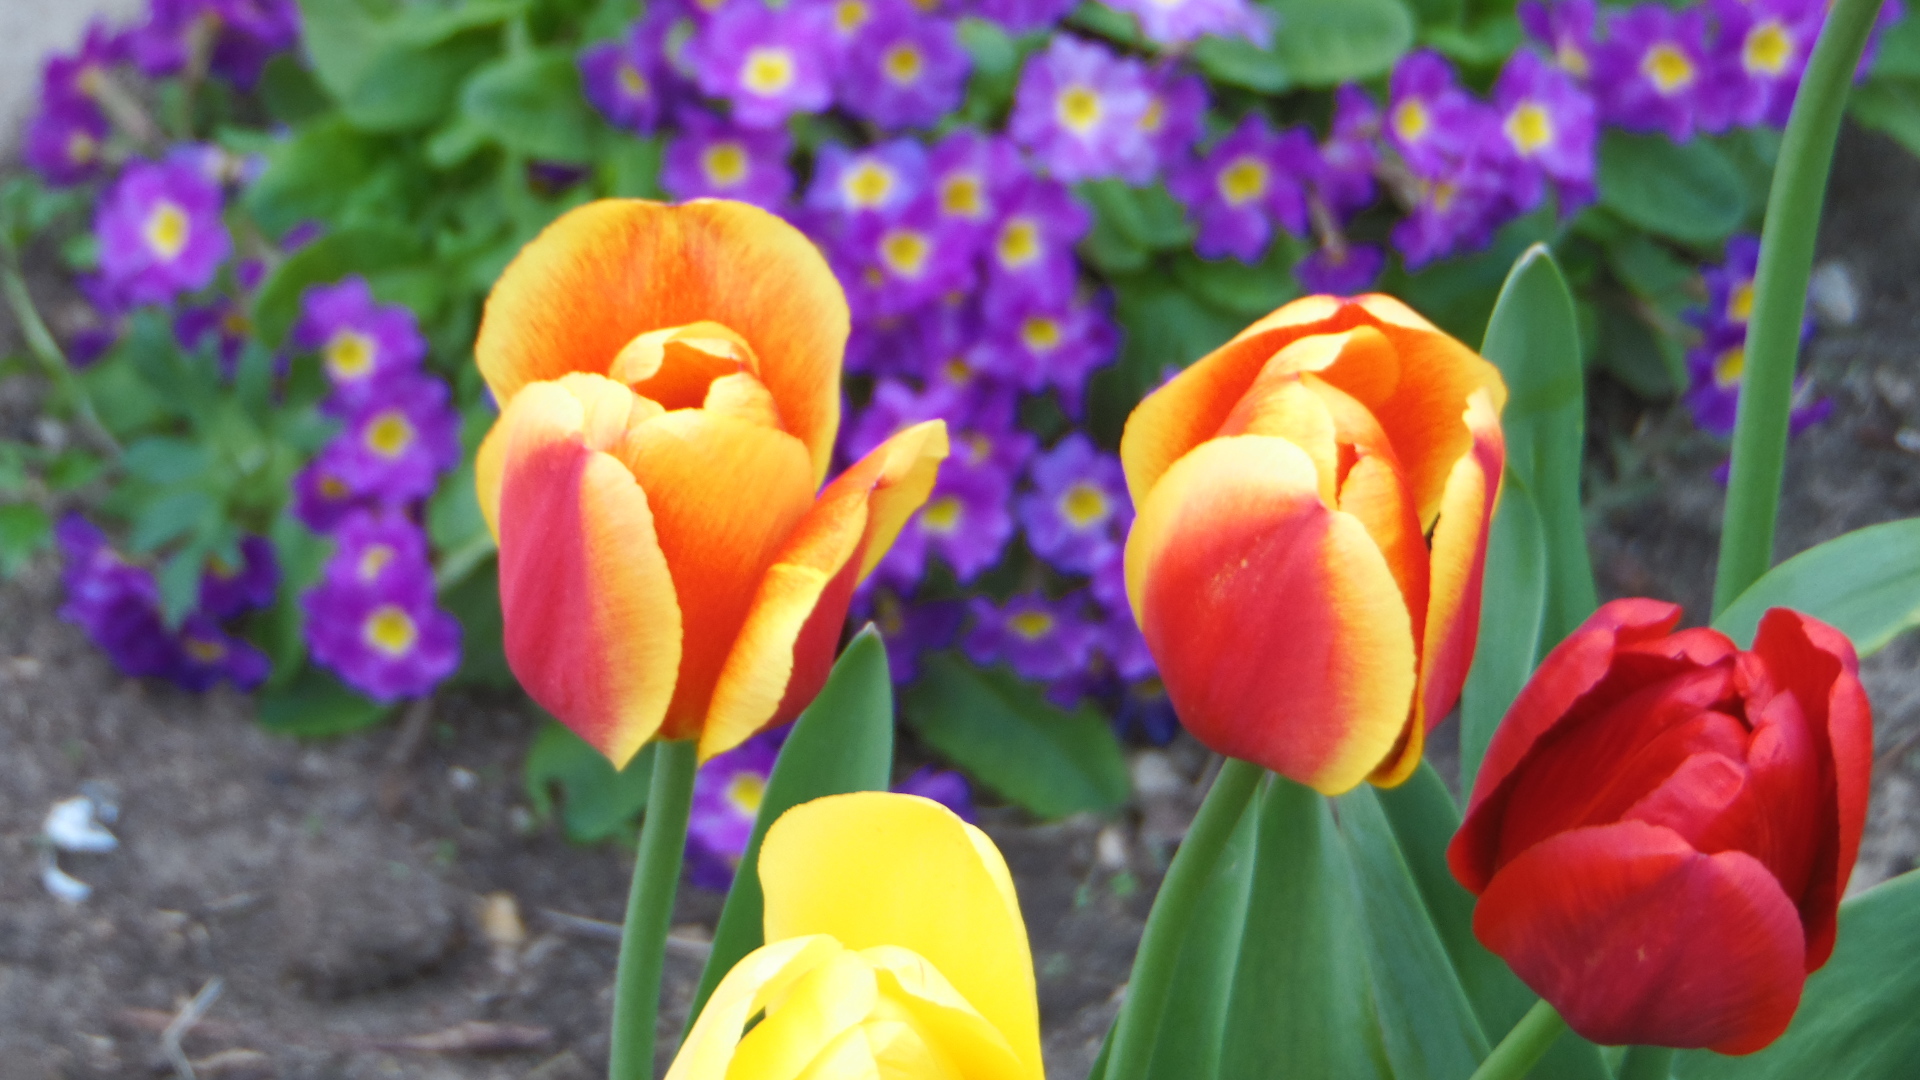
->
1296;244;1386;295
579;20;674;133
1386;50;1483;178
321;372;463;507
1517;0;1599;80
1449;600;1871;1054
1121;294;1507;794
323;509;432;590
303;525;462;703
25;102;109;187
835;204;978;320
893;766;977;822
1317;86;1382;218
1390;111;1522;270
473;200;948;766
172;612;271;692
688;1;833;129
876;456;1017;587
197;535;279;620
685;729;782;889
1698;235;1761;335
806;140;929;218
661;109;794;209
970;0;1077;33
926;129;1025;241
1681;327;1829;440
1008;36;1155;183
838;3;971;131
1167;114;1315;264
130;0;302;88
293;277;430;407
669;792;1042;1080
1591;4;1707;141
291;456;367;533
1104;0;1269;48
964;592;1100;682
95;158;231;306
173;294;253;377
975;289;1118;413
1698;0;1822;132
1493;49;1597;211
40;20;122;110
982;177;1089;308
1139;66;1208;172
862;589;963;683
1017;433;1130;575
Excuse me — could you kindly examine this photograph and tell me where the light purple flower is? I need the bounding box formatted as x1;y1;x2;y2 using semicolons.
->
293;277;429;408
40;20;122;111
861;590;962;683
963;592;1099;682
1387;50;1484;179
292;455;369;533
660;109;793;208
319;373;462;508
1390;109;1522;270
1090;543;1129;616
24;102;109;187
323;509;432;590
1697;0;1822;131
303;570;461;704
834;202;978;319
894;766;977;822
688;1;834;129
1295;243;1386;295
1009;36;1156;183
926;129;1024;240
685;729;782;889
1591;4;1707;141
579;21;672;133
130;0;301;88
975;289;1119;412
837;3;971;130
1518;0;1599;80
1317;85;1381;219
95;158;231;306
1493;49;1597;212
969;0;1077;34
1140;66;1208;169
1104;0;1269;48
1098;607;1155;682
1017;433;1129;575
806;140;929;217
983;176;1089;308
197;534;278;619
1167;114;1315;263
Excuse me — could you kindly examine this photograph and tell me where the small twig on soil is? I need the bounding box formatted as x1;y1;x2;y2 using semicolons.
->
377;696;438;815
539;908;714;959
1874;724;1920;773
162;977;223;1080
359;1020;553;1054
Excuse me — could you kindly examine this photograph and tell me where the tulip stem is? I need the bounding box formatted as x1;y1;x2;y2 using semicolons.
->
1468;999;1568;1080
608;738;698;1080
1712;0;1886;616
1104;757;1263;1080
1618;1045;1676;1080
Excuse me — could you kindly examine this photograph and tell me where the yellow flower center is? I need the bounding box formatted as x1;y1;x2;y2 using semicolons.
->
365;411;416;459
1060;483;1109;528
842;162;895;208
1642;43;1695;94
1009;610;1055;640
320;475;348;498
944;357;974;385
1729;280;1754;322
921;495;963;532
702;142;748;187
1020;316;1063;353
143;201;189;261
997;219;1040;267
363;605;418;657
1217;157;1269;206
1431;179;1459;212
358;544;395;582
883;44;924;85
742;48;797;96
221;309;251;337
619;64;649;97
207;553;238;580
1139;97;1166;136
1505;102;1555;155
725;772;766;818
67;130;97;165
835;0;871;33
1715;346;1746;388
1056;85;1102;134
325;329;376;380
1745;21;1793;76
1392;98;1429;143
1557;42;1590;78
964;433;993;464
940;173;984;218
879;229;931;278
183;636;227;663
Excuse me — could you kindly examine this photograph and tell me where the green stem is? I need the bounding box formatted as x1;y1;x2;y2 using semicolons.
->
1468;999;1569;1080
608;738;698;1080
1;262;118;455
1618;1045;1676;1080
1104;757;1263;1080
1712;0;1886;615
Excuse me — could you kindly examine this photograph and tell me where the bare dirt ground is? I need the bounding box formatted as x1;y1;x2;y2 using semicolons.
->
3;126;1919;1080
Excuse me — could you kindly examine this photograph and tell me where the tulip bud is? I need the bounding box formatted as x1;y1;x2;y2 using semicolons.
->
1120;294;1506;794
1448;600;1873;1054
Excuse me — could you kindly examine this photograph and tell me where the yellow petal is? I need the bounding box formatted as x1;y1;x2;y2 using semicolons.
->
669;935;846;1080
728;950;877;1080
794;1027;881;1080
863;946;1027;1080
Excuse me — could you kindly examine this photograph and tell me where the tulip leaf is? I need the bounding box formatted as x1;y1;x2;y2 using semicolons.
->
1479;244;1598;649
523;719;657;843
1712;517;1920;657
1673;870;1920;1080
1458;475;1547;796
1597;131;1748;244
901;652;1130;819
1144;789;1259;1080
689;628;896;1024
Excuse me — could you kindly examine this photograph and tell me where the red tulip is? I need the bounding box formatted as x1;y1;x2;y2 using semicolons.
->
1448;599;1872;1054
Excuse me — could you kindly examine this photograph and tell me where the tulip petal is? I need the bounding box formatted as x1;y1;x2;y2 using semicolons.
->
667;934;846;1080
1125;435;1417;794
495;381;682;768
616;410;817;740
729;949;878;1080
700;421;948;760
476;199;848;484
1473;821;1806;1054
796;1027;881;1080
864;946;1028;1080
760;793;1042;1080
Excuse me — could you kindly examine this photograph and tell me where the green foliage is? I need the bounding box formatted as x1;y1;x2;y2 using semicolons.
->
0;502;52;576
1264;0;1416;87
1596;131;1748;244
256;665;394;736
461;48;599;163
524;719;657;843
1141;796;1257;1080
298;0;525;132
1712;517;1920;656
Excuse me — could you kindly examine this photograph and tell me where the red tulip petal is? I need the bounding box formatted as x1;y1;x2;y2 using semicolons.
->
1474;821;1806;1054
1126;435;1416;794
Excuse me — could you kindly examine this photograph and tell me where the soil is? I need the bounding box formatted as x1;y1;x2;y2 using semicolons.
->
4;125;1920;1080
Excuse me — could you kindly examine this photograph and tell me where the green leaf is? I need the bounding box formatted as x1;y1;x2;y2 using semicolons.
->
251;225;427;347
1870;15;1920;79
130;490;218;553
1847;76;1920;158
123;437;211;486
691;628;896;1019
256;665;394;737
259;52;334;125
1479;245;1597;649
439;559;514;689
1712;517;1920;655
1265;0;1415;87
523;719;657;842
1421;15;1521;66
1390;206;1557;345
1457;476;1546;796
1078;181;1194;252
1597;131;1747;243
157;541;212;628
0;502;51;576
461;48;597;163
1170;244;1300;319
903;652;1130;819
242;115;382;236
1592;296;1680;398
298;0;521;131
1674;871;1920;1080
601;136;664;198
1190;36;1290;93
262;509;331;690
1144;791;1258;1080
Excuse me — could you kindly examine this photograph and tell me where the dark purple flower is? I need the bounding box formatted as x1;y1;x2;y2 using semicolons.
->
688;1;833;129
1690;235;1765;338
321;373;463;507
834;202;978;319
1140;66;1208;170
806;140;929;217
1098;605;1155;682
1493;49;1597;212
927;129;1024;240
1698;0;1822;131
894;765;977;822
1682;327;1829;439
1387;50;1484;178
1389;109;1522;270
660;109;793;208
57;515;179;680
1115;678;1179;744
1167;114;1315;263
1090;543;1128;616
95;158;231;306
1295;243;1386;294
67;273;131;367
1591;3;1707;141
197;535;279;619
292;277;429;407
1009;36;1156;183
1017;433;1128;575
24;102;109;187
292;456;368;533
975;288;1119;412
302;526;459;703
862;590;962;683
983;176;1089;308
173;295;251;377
838;3;970;130
323;509;432;588
1104;0;1269;48
579;21;672;133
969;0;1076;34
173;612;271;691
1317;85;1381;218
41;20;123;110
963;592;1099;682
877;455;1018;587
129;0;300;88
1518;0;1599;80
684;729;782;889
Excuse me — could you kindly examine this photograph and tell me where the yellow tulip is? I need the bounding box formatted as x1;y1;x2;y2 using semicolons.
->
670;792;1043;1080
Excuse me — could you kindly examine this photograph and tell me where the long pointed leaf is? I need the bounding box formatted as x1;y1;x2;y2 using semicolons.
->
1144;790;1259;1080
1712;517;1920;655
1458;475;1548;796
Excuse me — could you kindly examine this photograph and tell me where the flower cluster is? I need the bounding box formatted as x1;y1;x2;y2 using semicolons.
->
301;509;461;703
1682;234;1829;449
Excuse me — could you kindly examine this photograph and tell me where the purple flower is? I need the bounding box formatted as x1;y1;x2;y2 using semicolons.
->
1115;679;1179;744
1104;0;1269;48
1697;234;1760;335
1098;606;1155;682
969;0;1077;34
1493;49;1597;211
684;729;782;889
863;590;962;683
894;765;977;822
323;509;432;589
320;373;463;507
128;0;301;88
806;140;929;217
1295;243;1386;295
1090;543;1128;616
1591;4;1707;141
24;102;109;187
173;612;271;691
1017;433;1129;575
292;456;368;533
58;515;180;680
1009;37;1156;183
174;294;252;377
1140;66;1208;168
688;1;833;129
1682;327;1829;439
303;522;459;703
579;21;672;133
975;289;1119;412
1389;110;1522;270
1698;0;1822;131
1168;114;1315;263
1518;0;1599;80
983;176;1089;308
660;109;793;208
837;4;971;130
293;277;429;407
927;129;1024;239
1317;86;1381;219
1387;50;1484;178
834;202;978;319
68;273;131;367
95;158;231;306
197;535;279;619
40;20;122;110
963;592;1099;682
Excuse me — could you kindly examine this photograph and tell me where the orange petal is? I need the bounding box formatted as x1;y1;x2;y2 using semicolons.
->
609;321;759;410
1126;435;1417;794
476;199;848;484
616;409;818;740
701;421;948;759
478;373;666;541
1215;371;1340;507
702;370;786;430
494;382;682;768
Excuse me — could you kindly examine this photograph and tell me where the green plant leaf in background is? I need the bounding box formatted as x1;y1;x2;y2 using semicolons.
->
0;502;51;577
1457;467;1546;796
298;0;523;132
243;115;384;237
1712;517;1920;655
1597;131;1748;243
903;651;1131;819
689;627;897;1023
256;664;394;736
1189;36;1290;93
1142;792;1258;1080
524;719;658;843
1264;0;1416;87
461;48;598;163
250;224;427;347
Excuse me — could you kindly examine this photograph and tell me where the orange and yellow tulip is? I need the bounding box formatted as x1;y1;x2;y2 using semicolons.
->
474;200;947;768
1120;294;1506;795
671;792;1043;1080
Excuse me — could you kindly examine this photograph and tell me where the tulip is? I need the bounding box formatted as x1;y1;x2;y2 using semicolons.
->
1448;599;1872;1054
671;791;1043;1080
474;200;947;767
1120;294;1506;795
